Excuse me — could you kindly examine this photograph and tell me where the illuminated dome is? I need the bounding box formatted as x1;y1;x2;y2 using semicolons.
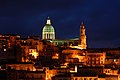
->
42;17;55;40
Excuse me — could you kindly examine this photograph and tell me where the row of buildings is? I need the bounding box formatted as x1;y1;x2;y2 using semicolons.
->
0;18;120;80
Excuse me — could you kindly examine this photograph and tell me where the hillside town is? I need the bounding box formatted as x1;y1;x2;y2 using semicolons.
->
0;18;120;80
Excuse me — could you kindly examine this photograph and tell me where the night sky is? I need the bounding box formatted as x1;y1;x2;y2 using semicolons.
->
0;0;120;48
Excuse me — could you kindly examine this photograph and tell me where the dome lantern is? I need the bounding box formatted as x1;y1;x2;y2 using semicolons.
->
46;17;51;25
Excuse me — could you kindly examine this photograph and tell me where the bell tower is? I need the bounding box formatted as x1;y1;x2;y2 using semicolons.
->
79;22;87;49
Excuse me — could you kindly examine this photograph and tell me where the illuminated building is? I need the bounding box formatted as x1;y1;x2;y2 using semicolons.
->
86;51;106;66
73;72;98;80
0;18;120;80
52;38;79;47
62;49;86;63
5;62;36;71
104;66;118;75
20;36;43;62
52;73;71;80
29;49;39;59
70;22;87;49
0;67;46;80
0;34;43;62
79;22;87;49
0;34;22;62
0;34;20;48
42;18;87;49
52;53;59;59
42;17;55;40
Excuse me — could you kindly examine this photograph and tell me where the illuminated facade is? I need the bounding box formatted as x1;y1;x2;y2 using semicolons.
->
86;51;106;66
1;18;120;80
79;22;87;49
62;49;86;63
0;34;43;62
42;17;55;40
42;18;87;50
70;22;87;49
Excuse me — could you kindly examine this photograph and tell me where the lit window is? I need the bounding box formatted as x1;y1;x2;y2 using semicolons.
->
89;78;92;80
79;65;82;67
4;49;6;52
24;41;26;43
83;53;85;55
96;58;98;60
114;59;116;62
92;58;94;60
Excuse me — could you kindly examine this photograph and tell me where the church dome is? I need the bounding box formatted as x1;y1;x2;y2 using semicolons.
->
43;24;55;33
42;17;55;40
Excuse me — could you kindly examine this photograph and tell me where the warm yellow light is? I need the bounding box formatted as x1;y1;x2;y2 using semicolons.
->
72;54;83;62
46;73;53;80
70;66;77;73
46;77;48;80
55;53;58;57
75;55;79;58
29;52;38;59
64;62;68;66
52;53;59;59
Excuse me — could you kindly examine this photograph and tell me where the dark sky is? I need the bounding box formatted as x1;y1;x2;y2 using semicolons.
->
0;0;120;48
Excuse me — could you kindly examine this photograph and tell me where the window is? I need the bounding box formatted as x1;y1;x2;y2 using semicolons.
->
89;78;92;80
30;42;32;45
40;75;42;79
101;61;103;64
96;58;98;60
75;78;77;80
84;78;87;80
35;42;38;45
94;78;97;80
92;58;94;60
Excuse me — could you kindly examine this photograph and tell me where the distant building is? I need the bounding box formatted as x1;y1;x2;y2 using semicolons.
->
62;49;86;63
0;34;43;62
73;72;98;80
5;62;36;71
70;22;87;49
42;17;55;40
86;51;106;66
1;17;120;80
0;70;46;80
52;73;71;80
42;18;87;49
